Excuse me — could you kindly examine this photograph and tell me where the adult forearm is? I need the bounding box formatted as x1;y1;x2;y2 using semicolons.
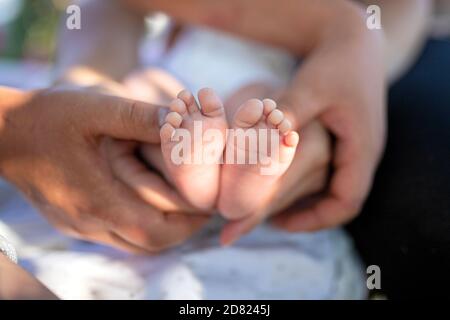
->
359;0;433;82
56;0;145;85
123;0;370;55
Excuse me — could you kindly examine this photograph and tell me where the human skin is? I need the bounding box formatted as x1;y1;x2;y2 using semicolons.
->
56;0;342;243
215;83;330;243
57;0;431;246
123;0;432;81
360;0;433;82
123;0;430;239
121;73;331;236
125;0;387;239
0;86;208;253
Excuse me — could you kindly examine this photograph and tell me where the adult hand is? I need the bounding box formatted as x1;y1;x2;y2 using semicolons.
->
119;68;188;192
273;27;387;232
217;84;331;245
0;86;207;253
130;0;387;236
220;19;386;242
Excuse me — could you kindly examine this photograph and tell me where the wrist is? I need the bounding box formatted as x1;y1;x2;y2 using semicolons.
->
314;0;385;53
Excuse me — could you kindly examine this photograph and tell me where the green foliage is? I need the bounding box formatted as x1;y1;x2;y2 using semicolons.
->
2;0;61;61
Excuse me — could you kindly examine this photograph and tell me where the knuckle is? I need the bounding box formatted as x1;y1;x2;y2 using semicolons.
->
70;199;113;231
119;99;159;137
119;100;140;129
73;200;100;221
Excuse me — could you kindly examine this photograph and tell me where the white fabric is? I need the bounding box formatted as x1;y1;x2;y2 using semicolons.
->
141;16;296;100
0;180;366;299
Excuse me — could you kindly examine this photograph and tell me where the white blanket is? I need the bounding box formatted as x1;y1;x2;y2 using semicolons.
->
0;180;366;299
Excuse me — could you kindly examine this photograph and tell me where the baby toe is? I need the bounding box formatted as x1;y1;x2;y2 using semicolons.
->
170;98;187;115
198;88;224;117
165;112;183;128
262;99;277;116
233;99;264;128
160;123;176;142
284;131;299;147
178;90;199;114
277;118;292;135
267;109;284;127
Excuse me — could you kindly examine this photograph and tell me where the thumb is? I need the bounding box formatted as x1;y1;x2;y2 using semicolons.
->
80;92;165;143
277;86;324;130
220;213;265;246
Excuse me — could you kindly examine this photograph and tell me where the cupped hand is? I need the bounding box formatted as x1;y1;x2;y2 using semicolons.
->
272;28;387;232
219;25;386;242
220;118;332;245
217;83;331;245
119;68;202;205
0;86;208;253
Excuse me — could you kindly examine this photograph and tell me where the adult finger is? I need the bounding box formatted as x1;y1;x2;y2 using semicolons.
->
272;128;376;231
38;197;156;254
104;138;195;213
112;205;209;252
74;90;165;143
220;213;264;246
138;143;172;183
72;228;152;254
87;174;208;252
277;85;325;130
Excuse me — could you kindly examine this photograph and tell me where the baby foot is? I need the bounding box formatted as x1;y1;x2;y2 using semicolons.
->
160;88;228;211
219;98;299;220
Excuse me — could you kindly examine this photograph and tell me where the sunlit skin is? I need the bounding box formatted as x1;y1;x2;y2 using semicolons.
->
218;96;299;220
158;88;299;219
159;89;228;211
43;0;429;249
111;0;386;241
0;86;208;254
0;0;432;299
118;71;330;244
117;0;430;241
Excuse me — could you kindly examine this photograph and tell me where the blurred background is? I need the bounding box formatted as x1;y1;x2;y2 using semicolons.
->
0;0;71;88
0;0;449;89
0;0;70;61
